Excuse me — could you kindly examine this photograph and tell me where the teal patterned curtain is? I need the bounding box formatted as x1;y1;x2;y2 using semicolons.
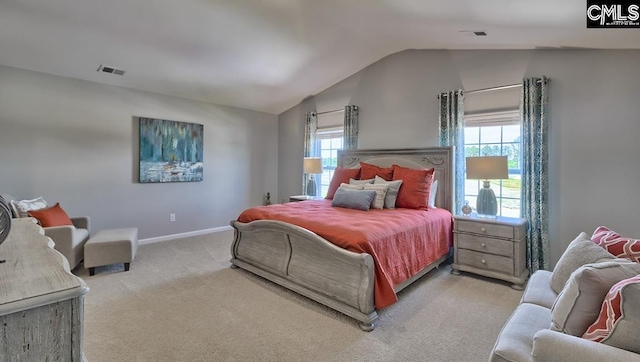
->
344;105;359;150
303;111;318;195
521;76;550;272
438;90;465;213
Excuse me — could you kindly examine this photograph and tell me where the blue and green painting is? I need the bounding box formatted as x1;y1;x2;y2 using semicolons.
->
139;117;203;183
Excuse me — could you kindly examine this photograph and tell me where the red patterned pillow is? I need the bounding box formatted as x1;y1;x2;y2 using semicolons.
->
325;167;361;199
392;165;435;210
359;162;393;181
582;275;640;353
591;226;640;263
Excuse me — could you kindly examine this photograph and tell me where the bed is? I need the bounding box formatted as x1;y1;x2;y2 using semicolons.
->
230;147;454;330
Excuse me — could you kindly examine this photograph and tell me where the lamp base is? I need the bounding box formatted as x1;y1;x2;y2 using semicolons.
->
476;181;498;217
306;176;317;196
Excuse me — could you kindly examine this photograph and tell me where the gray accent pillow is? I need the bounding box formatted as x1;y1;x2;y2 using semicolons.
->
550;259;640;336
373;175;403;209
550;232;615;294
331;188;376;211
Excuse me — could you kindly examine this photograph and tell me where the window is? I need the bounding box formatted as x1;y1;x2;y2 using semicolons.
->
317;128;343;197
464;110;521;217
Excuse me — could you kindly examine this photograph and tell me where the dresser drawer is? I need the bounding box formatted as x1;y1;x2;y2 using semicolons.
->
455;233;514;258
455;219;515;239
457;249;514;275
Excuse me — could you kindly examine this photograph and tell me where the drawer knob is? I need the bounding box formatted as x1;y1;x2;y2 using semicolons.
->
481;242;486;248
480;227;486;232
481;259;486;264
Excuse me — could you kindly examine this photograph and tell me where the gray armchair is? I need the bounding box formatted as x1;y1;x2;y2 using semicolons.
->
0;194;90;269
43;216;90;269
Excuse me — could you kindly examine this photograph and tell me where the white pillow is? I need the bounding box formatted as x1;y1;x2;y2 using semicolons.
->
339;183;364;191
362;183;389;210
10;197;48;218
349;178;374;185
373;176;403;209
429;180;438;208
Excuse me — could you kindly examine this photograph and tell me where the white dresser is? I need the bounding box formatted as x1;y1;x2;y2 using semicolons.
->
451;215;529;290
0;218;89;361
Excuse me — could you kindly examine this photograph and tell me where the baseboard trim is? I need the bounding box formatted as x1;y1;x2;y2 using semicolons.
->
138;226;233;245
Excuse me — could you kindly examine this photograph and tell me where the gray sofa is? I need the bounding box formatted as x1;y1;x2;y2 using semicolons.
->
489;269;640;362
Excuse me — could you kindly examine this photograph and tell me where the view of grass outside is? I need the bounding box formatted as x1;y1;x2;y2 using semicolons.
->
319;134;343;197
464;124;522;218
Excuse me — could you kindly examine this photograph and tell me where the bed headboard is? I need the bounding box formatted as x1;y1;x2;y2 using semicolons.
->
338;147;454;212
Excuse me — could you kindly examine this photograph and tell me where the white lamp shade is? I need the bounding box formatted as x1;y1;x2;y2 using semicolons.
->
466;156;508;180
303;157;323;174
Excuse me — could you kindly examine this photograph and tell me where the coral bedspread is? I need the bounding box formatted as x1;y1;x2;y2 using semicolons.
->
237;199;453;309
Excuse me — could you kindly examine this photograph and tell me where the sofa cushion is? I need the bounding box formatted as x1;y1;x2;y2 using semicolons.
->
550;232;615;294
582;274;640;354
520;270;557;309
550;260;640;337
489;303;552;362
591;226;640;263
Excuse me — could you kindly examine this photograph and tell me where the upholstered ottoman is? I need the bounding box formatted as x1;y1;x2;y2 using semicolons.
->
84;228;138;275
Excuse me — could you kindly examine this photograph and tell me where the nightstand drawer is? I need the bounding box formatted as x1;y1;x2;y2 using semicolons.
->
457;249;514;275
456;233;514;258
455;219;515;239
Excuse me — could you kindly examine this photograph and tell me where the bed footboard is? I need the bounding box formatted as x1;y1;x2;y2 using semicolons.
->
230;220;378;330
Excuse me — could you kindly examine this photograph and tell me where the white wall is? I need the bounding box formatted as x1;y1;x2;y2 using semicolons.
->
278;49;640;267
0;65;278;239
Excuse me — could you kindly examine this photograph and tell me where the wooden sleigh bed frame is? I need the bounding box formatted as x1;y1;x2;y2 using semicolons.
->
230;147;454;331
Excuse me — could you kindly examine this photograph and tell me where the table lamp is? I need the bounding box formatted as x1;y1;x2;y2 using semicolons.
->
303;157;323;196
465;156;508;217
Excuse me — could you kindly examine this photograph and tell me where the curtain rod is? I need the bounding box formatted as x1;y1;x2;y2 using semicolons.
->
317;108;344;115
465;83;521;95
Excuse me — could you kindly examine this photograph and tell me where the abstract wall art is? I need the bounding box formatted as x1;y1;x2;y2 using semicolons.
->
139;117;203;183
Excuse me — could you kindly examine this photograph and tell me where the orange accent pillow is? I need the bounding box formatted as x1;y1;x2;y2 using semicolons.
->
392;165;435;210
28;203;74;227
359;162;393;181
325;167;361;199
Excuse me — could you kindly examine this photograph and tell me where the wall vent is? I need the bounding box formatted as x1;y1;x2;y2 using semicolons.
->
97;64;125;76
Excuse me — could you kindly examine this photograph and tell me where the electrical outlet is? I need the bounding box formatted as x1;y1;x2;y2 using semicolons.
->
170;214;176;222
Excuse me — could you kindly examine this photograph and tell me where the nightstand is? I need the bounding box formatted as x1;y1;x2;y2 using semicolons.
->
289;195;322;202
451;215;529;290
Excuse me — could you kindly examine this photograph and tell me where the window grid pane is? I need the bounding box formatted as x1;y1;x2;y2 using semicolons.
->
464;122;521;217
319;131;343;197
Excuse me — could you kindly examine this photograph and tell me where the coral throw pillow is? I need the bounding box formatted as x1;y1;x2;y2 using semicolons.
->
591;226;640;263
28;203;74;227
392;165;435;210
325;167;361;199
582;275;640;354
359;162;393;181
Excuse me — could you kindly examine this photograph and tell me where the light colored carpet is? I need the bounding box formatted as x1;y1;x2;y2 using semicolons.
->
76;231;522;362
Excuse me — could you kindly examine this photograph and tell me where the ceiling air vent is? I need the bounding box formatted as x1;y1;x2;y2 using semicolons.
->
459;30;488;37
97;64;125;76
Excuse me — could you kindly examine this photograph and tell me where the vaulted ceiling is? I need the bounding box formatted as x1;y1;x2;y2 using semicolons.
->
1;0;638;114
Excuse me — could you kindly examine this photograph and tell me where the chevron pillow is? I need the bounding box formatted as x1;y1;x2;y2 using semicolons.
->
582;274;640;353
591;226;640;263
